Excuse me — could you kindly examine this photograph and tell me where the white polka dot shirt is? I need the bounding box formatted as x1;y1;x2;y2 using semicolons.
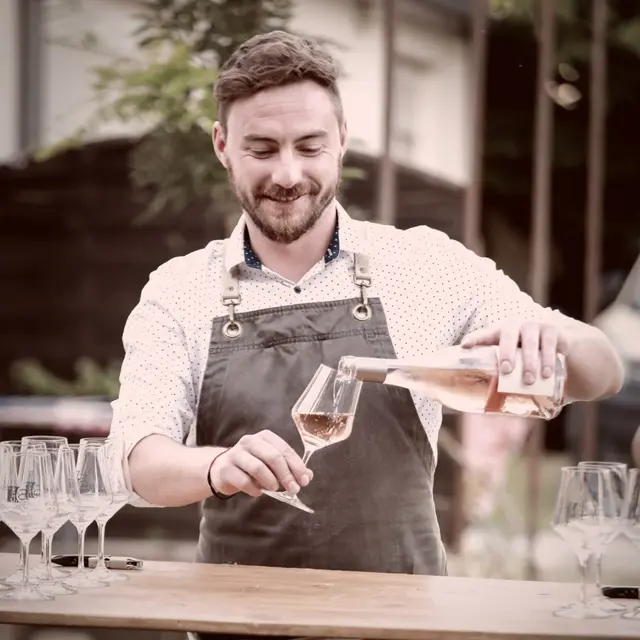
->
110;202;561;505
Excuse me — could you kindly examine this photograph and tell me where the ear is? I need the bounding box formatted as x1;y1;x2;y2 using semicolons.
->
212;121;228;168
339;119;348;159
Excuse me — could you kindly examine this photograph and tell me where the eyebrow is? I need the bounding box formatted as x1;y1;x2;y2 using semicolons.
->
243;130;328;144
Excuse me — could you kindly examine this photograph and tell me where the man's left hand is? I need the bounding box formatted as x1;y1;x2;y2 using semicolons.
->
460;321;571;385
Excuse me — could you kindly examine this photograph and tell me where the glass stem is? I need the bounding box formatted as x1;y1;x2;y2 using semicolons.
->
18;544;25;572
21;540;31;588
39;531;46;566
43;534;53;581
302;449;314;465
594;552;603;593
77;526;87;574
96;521;107;570
578;554;589;605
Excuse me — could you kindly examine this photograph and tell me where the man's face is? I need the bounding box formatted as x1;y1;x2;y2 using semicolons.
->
213;80;347;244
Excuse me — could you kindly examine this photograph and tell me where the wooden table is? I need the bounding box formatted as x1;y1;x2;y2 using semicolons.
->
0;554;635;640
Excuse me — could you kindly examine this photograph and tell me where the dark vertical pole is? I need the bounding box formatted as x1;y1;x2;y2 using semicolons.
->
462;0;489;254
377;0;396;225
526;0;556;581
17;0;43;153
582;0;608;461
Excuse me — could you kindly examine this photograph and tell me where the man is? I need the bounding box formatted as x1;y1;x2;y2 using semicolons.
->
111;30;623;582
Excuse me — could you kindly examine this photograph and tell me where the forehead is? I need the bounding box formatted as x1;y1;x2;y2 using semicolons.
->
226;81;338;141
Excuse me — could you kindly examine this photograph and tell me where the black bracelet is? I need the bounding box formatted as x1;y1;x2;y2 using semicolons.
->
207;449;233;500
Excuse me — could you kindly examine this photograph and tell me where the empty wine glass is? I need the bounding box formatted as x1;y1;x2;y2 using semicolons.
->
62;443;112;589
0;449;58;600
82;437;131;583
0;440;47;588
621;468;640;620
577;461;628;613
35;445;79;596
0;442;13;592
21;435;70;584
262;364;363;514
552;465;618;619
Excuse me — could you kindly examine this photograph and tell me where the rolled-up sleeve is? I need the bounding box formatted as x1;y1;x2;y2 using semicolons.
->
110;265;197;507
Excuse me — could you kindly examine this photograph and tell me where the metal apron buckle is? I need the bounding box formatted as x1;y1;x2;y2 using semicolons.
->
352;252;372;321
221;265;242;339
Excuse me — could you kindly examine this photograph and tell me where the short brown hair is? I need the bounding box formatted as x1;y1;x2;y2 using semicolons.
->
214;30;343;129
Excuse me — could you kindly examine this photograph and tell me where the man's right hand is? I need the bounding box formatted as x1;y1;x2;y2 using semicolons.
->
208;430;313;498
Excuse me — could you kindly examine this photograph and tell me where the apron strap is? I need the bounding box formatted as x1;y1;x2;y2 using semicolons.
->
220;251;242;339
352;252;372;322
220;235;374;337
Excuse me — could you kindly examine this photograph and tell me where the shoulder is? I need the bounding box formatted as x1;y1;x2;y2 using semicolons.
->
361;220;489;270
139;240;225;311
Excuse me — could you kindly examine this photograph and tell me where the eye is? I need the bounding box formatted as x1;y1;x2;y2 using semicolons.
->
298;146;323;156
248;148;274;159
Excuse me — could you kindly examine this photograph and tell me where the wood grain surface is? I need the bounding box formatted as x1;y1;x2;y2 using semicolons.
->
0;554;635;639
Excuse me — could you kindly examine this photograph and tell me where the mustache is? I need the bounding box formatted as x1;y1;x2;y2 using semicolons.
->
258;184;318;200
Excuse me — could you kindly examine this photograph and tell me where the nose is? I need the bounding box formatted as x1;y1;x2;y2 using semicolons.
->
271;151;302;189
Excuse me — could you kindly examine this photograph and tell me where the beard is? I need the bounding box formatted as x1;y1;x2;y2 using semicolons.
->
227;161;341;244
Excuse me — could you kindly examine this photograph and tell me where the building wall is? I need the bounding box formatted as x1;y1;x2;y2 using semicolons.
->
0;0;471;185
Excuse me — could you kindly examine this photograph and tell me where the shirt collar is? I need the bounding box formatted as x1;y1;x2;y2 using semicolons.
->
223;201;368;273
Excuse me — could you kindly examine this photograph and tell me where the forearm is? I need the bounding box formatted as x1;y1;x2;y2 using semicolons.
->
128;434;224;507
564;324;624;401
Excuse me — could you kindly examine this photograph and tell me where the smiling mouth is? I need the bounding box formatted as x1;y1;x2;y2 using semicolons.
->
265;194;306;203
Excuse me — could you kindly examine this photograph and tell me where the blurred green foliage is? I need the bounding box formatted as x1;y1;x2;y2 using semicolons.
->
40;0;363;225
10;358;121;400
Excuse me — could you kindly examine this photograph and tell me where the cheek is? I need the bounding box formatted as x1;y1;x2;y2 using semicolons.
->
232;157;271;188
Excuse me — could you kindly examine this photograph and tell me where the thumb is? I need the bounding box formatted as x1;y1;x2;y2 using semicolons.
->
460;326;500;349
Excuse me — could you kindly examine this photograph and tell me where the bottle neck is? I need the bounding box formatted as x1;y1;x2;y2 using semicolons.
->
338;356;391;383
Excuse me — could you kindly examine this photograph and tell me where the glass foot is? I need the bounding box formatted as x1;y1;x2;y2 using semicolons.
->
3;570;24;585
62;571;109;590
554;601;613;619
261;489;314;514
30;565;70;581
37;579;76;596
89;566;128;583
622;606;640;620
589;594;627;613
0;585;54;601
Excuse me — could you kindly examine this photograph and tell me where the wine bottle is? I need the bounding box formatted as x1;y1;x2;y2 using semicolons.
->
337;345;567;420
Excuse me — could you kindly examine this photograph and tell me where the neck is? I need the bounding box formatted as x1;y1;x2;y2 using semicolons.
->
246;203;337;282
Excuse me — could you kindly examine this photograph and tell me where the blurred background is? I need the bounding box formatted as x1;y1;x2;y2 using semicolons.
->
1;0;640;637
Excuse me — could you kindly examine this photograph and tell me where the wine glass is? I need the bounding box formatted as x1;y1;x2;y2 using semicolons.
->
61;443;113;589
262;364;363;514
0;449;58;600
621;468;640;620
0;440;48;588
81;437;131;583
552;465;618;619
21;435;70;584
577;461;628;613
34;445;79;596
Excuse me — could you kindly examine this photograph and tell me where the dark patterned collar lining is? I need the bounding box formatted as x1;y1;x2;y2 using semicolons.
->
243;216;341;270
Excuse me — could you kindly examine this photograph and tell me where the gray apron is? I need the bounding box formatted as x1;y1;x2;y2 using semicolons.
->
190;244;446;639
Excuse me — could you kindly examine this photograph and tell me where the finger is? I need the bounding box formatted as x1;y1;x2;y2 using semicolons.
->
557;329;571;356
460;327;501;349
520;323;541;385
498;325;521;374
223;466;263;497
234;447;281;492
259;430;312;489
539;325;559;378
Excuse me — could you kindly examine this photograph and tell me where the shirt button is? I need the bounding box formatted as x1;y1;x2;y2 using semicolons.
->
293;286;302;293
